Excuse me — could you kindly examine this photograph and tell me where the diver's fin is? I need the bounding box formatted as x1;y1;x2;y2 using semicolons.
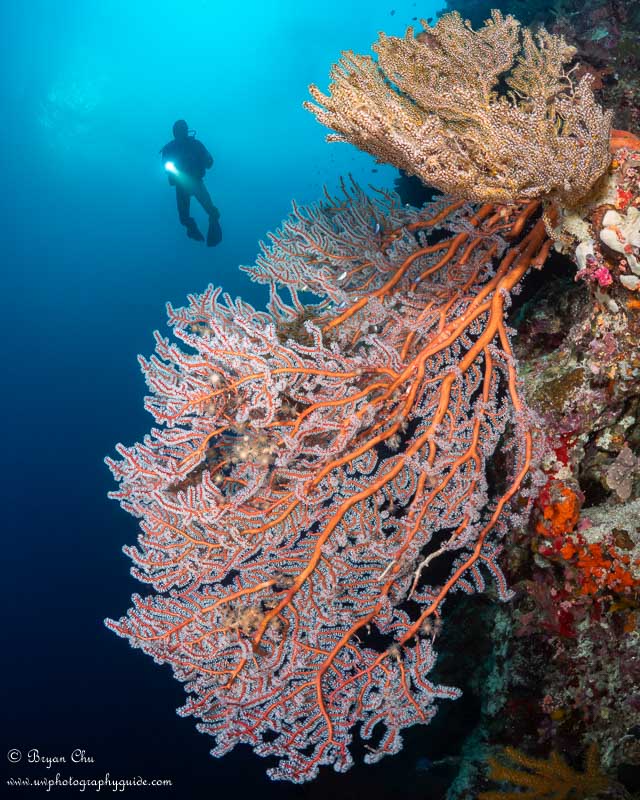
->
186;222;204;242
207;217;222;247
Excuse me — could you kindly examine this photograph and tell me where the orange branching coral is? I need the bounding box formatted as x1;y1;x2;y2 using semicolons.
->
479;743;609;800
107;186;550;782
305;11;612;206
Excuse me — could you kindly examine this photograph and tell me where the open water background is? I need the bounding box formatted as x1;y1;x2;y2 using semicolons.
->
0;2;488;797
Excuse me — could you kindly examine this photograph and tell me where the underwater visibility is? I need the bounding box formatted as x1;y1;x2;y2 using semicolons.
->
3;1;640;798
104;3;640;795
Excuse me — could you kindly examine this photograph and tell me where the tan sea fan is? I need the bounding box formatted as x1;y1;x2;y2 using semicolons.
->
306;10;612;206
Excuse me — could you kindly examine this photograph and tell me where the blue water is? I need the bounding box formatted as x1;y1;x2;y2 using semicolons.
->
1;2;482;797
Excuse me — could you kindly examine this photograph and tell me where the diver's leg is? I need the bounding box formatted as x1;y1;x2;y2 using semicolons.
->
176;186;203;241
193;182;218;218
193;181;222;247
176;186;191;225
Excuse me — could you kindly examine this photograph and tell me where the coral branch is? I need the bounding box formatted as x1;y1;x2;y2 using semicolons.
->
107;182;546;781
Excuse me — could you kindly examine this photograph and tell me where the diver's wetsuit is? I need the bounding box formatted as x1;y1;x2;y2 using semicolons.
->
161;135;222;246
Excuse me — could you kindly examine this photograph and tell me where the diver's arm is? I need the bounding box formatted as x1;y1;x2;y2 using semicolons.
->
160;142;174;184
197;140;214;170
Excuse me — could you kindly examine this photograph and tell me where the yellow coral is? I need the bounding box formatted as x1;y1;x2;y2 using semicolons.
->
479;743;609;800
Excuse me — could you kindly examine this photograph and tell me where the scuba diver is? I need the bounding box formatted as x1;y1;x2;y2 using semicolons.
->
160;120;222;246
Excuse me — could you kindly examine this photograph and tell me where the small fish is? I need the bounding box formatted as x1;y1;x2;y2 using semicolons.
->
415;756;433;773
374;222;381;234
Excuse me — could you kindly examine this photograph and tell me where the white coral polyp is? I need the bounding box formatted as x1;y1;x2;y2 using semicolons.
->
600;206;640;275
575;238;596;271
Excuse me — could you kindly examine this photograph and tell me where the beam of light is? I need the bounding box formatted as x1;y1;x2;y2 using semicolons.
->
164;161;178;175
